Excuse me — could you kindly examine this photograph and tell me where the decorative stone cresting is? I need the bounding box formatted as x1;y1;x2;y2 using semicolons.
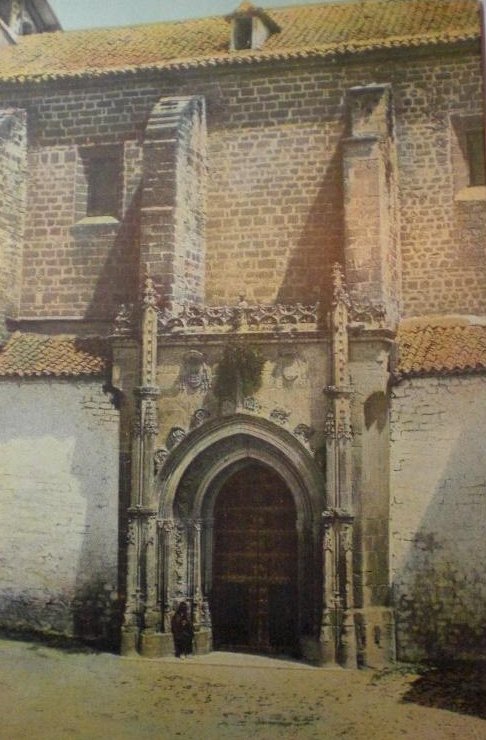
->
157;301;320;334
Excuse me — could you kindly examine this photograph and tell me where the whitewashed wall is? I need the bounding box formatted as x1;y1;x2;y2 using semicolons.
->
0;379;120;645
390;375;486;661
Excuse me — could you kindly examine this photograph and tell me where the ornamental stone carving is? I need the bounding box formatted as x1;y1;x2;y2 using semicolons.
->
179;350;212;393
294;424;315;443
242;396;262;413
158;302;320;335
113;303;135;336
274;350;308;387
348;301;387;329
167;426;187;450
270;407;291;425
154;448;169;474
191;408;211;429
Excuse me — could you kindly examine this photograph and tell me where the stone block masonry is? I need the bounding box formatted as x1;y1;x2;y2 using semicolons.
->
0;47;482;323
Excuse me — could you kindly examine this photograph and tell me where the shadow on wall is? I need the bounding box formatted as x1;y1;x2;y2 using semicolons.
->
83;183;142;323
0;381;120;650
392;389;486;663
276;146;343;309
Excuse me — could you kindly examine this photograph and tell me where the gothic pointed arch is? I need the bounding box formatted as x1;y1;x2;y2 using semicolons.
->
157;413;325;523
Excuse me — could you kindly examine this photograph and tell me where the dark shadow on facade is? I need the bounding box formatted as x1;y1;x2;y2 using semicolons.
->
83;182;142;324
276;147;344;310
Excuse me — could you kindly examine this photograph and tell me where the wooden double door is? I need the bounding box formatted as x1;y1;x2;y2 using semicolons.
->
211;463;299;655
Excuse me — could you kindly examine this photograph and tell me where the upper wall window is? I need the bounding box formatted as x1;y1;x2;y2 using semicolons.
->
451;115;486;200
466;129;485;187
81;146;122;219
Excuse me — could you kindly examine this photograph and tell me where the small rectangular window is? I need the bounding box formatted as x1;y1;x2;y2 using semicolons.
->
233;17;253;50
83;148;122;218
466;130;486;186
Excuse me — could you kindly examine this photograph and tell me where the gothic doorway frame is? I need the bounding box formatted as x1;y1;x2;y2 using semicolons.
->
156;414;325;657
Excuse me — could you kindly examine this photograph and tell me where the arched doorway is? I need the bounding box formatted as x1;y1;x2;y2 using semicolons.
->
210;462;299;655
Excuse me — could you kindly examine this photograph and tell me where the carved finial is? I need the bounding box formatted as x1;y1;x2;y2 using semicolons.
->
332;263;349;307
142;272;158;309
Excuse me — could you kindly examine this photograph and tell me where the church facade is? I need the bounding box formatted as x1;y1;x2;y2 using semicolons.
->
0;0;485;666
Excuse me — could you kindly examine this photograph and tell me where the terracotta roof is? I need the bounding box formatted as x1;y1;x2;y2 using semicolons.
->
0;0;479;83
0;332;109;377
395;320;486;378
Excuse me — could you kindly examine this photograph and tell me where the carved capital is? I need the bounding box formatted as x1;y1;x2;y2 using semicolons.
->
134;385;161;399
324;411;335;438
127;506;157;517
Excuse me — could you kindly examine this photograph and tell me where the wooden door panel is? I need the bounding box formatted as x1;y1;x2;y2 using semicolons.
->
211;463;298;653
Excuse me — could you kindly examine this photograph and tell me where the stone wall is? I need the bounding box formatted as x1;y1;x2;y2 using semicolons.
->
390;374;486;661
0;380;120;646
0;46;482;321
0;108;26;334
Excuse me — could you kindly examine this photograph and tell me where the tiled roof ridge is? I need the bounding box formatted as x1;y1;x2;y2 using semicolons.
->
0;331;109;378
0;0;479;84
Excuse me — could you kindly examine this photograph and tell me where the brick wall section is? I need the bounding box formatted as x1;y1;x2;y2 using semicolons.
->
0;47;482;319
0;380;120;645
0;108;26;332
390;375;486;661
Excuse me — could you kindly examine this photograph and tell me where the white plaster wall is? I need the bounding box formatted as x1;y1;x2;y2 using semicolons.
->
390;375;486;660
0;379;120;642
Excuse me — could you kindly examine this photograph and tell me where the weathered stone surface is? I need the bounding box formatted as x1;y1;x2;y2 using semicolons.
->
0;380;120;647
390;375;486;661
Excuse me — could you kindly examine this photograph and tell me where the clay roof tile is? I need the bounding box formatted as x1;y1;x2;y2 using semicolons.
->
0;0;479;83
0;333;109;378
395;321;486;378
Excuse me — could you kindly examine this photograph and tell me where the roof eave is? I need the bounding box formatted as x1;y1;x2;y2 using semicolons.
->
0;33;479;86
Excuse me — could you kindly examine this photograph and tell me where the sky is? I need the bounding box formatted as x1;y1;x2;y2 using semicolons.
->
49;1;320;31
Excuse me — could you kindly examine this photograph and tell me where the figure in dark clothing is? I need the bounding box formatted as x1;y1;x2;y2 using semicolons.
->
171;601;194;658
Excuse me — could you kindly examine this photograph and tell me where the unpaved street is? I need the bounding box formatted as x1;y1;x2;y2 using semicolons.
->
0;638;485;739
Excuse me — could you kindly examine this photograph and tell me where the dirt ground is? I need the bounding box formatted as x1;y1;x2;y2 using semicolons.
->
1;638;485;739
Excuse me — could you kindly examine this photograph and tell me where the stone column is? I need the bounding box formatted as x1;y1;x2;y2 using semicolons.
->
321;265;357;666
320;512;338;663
339;517;358;668
121;275;162;655
159;520;174;633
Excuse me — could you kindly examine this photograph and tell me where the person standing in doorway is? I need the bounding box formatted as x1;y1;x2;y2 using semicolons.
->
171;601;194;659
